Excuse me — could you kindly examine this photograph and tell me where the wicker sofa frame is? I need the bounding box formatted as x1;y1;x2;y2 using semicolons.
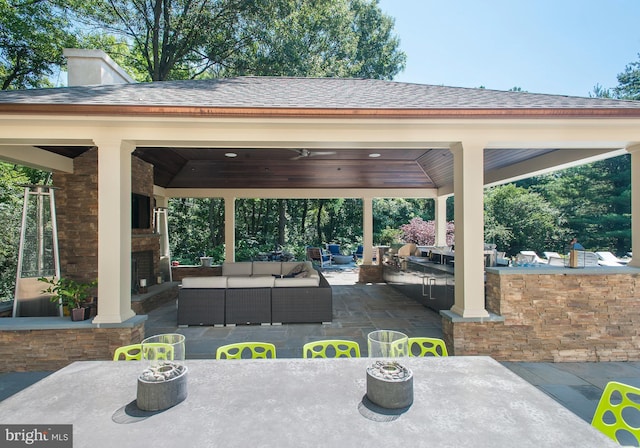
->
177;268;332;326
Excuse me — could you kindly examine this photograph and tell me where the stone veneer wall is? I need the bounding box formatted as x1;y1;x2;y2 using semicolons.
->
444;268;640;362
54;149;99;283
0;322;145;372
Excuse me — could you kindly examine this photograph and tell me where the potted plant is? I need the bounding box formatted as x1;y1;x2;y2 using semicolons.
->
200;253;213;267
39;277;98;321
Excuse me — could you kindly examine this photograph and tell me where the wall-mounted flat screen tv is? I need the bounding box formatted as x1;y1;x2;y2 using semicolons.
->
132;193;151;229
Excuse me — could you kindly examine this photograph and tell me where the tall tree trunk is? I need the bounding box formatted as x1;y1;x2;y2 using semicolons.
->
316;199;325;243
300;199;308;235
277;199;286;246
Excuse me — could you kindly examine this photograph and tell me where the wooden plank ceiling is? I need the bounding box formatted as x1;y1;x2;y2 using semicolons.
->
133;147;438;189
37;146;561;190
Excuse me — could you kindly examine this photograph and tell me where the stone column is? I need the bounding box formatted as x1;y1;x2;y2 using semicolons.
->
224;196;236;263
449;142;489;318
93;139;136;324
627;144;640;268
435;196;448;247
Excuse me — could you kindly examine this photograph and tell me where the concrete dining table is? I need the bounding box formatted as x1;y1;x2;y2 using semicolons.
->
0;356;617;447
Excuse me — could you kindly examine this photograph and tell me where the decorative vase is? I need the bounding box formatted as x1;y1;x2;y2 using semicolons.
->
137;333;187;411
71;307;88;321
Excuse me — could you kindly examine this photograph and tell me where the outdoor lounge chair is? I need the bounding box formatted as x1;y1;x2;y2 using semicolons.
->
543;251;564;266
306;247;331;267
596;251;628;266
519;250;545;264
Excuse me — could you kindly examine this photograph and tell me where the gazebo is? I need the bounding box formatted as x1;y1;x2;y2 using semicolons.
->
1;49;640;369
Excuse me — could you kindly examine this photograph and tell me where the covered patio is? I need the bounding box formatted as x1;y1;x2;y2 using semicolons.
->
1;52;640;368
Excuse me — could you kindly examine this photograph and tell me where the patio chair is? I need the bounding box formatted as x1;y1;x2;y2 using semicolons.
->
303;339;361;358
591;381;640;446
407;337;449;357
306;247;331;267
353;245;363;260
326;244;341;257
216;342;276;359
113;344;142;361
113;343;174;361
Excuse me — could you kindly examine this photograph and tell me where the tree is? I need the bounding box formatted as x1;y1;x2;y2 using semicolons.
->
72;0;405;81
613;54;640;100
484;184;566;256
532;155;631;255
0;0;78;89
589;83;613;98
400;217;454;246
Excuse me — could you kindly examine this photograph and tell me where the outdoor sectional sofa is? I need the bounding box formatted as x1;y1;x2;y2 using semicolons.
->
177;261;332;326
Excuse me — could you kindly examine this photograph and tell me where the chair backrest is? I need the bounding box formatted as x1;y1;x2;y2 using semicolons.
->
143;342;175;361
303;340;361;358
591;381;640;445
216;342;276;359
326;244;341;255
408;337;449;357
113;342;175;361
307;247;329;266
113;344;142;361
307;247;321;261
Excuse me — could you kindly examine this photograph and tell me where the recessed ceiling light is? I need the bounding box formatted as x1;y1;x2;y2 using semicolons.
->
225;152;238;158
369;153;381;158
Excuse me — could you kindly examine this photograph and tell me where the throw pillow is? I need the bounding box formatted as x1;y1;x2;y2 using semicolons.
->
287;263;306;276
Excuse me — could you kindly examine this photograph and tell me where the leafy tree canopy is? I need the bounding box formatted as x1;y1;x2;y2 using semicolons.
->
484;184;566;256
0;0;78;89
70;0;406;81
614;53;640;100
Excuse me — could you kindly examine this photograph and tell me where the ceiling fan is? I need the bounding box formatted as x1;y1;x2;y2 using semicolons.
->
289;148;337;160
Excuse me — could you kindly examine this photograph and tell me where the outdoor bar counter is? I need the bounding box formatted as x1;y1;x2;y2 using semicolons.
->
0;357;616;447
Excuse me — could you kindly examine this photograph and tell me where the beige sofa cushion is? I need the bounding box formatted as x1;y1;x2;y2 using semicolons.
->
222;262;253;276
274;276;320;287
281;261;313;274
181;276;227;288
227;275;275;288
252;262;283;276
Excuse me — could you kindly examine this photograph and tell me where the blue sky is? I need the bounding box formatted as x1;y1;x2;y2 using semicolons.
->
377;0;640;97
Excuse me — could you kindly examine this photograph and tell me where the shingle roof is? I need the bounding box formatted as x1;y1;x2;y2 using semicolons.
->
0;76;638;110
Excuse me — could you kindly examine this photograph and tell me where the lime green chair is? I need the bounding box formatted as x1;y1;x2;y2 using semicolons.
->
113;343;174;361
303;340;361;358
216;342;276;359
591;381;640;445
113;344;143;361
407;337;449;357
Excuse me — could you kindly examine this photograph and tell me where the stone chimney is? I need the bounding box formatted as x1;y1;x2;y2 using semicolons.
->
63;48;135;86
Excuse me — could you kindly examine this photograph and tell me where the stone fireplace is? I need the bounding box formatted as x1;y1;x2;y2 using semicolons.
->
132;250;156;293
55;148;160;289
